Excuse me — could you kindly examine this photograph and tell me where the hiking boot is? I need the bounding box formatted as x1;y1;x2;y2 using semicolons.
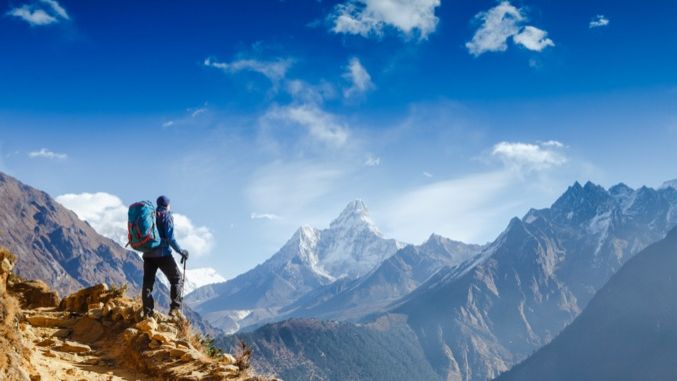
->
143;309;156;319
168;307;184;320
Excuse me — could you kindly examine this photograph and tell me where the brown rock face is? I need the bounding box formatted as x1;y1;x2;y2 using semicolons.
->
0;247;33;381
60;283;110;312
9;280;60;308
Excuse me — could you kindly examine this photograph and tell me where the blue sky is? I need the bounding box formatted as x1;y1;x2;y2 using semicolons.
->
1;0;676;280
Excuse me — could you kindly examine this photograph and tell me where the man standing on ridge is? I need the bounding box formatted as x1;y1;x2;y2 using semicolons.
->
141;195;189;318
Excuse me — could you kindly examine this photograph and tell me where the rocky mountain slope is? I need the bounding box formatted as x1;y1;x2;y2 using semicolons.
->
186;200;403;333
219;316;437;381
0;172;144;296
390;181;677;381
0;246;275;381
495;226;677;381
0;171;215;335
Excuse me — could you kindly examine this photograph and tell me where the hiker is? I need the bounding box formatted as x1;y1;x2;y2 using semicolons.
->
141;195;189;318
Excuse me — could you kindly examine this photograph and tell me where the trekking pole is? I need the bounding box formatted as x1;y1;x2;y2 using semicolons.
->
181;257;187;312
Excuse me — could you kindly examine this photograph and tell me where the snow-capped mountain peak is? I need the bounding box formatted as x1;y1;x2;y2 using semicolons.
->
329;199;378;234
660;179;677;190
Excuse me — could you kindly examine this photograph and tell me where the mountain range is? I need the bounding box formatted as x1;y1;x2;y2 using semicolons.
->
221;181;677;381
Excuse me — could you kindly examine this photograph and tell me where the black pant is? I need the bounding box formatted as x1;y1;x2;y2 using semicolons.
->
142;255;182;315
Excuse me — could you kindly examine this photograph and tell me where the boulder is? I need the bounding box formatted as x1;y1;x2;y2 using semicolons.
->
87;308;103;319
151;332;171;344
72;317;105;343
26;315;75;328
60;284;108;313
220;353;237;365
1;257;12;274
122;327;140;343
135;317;157;333
51;328;71;338
169;348;189;359
56;340;91;353
9;280;60;308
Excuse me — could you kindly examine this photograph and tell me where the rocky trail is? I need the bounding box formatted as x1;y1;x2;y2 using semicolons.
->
0;247;277;381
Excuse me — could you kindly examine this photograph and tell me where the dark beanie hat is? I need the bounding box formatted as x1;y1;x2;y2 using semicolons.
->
157;195;170;207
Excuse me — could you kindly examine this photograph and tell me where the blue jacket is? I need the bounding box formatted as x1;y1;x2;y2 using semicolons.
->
145;206;184;258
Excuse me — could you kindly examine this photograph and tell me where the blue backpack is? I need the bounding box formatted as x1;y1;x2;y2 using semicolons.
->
127;201;162;252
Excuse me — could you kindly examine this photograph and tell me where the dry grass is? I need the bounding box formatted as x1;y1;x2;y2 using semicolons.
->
235;340;252;371
109;283;128;298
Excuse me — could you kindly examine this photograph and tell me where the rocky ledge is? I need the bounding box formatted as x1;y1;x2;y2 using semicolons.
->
0;246;279;381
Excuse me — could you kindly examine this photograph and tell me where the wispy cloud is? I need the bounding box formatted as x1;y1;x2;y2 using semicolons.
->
7;0;69;26
466;1;554;56
162;120;175;128
191;107;207;118
55;192;215;257
381;140;569;243
330;0;441;40
589;14;610;28
364;155;381;167
491;140;567;173
246;161;346;225
423;171;433;178
250;212;282;221
260;104;349;147
28;148;67;160
285;79;337;104
343;57;374;98
382;170;517;243
204;57;293;83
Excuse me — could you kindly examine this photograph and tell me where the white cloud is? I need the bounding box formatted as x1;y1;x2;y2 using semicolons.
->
423;171;433;178
191;108;207;118
204;57;293;83
381;170;518;243
285;79;337;104
183;268;226;294
172;214;215;258
28;148;67;160
261;104;349;147
246;161;345;223
364;155;381;166
55;192;215;258
40;0;68;19
330;0;441;40
250;212;282;221
466;1;554;56
542;140;564;147
56;193;130;246
589;14;610;28
343;57;374;98
491;141;567;172
7;0;69;26
513;26;554;52
162;120;175;128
